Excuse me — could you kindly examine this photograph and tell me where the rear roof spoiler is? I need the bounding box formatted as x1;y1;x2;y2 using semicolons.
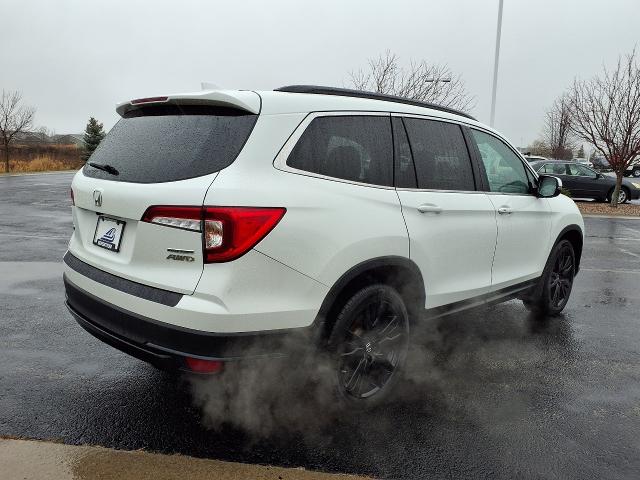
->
116;90;261;117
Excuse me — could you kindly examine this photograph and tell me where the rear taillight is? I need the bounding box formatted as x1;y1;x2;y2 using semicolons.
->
142;206;202;231
203;207;286;263
141;206;285;263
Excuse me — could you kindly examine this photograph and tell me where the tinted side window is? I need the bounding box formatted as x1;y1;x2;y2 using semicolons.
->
286;116;392;186
403;118;475;191
471;129;531;194
542;163;567;175
392;117;416;188
567;164;594;176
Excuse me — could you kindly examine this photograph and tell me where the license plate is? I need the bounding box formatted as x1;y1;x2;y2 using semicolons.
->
93;216;125;252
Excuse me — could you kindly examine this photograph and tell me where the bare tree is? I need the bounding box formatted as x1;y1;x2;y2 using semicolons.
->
349;51;475;112
543;95;575;159
567;49;640;207
526;139;552;157
0;90;36;172
36;126;53;143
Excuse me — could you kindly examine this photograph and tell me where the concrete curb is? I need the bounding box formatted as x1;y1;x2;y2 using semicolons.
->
0;438;372;480
581;214;640;220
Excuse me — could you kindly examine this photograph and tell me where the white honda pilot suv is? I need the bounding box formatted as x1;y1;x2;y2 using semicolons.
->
64;86;584;407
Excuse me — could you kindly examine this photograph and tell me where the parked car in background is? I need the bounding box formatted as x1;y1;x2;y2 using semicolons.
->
574;157;594;168
529;160;640;203
524;155;550;163
624;158;640;178
590;156;639;177
591;156;611;172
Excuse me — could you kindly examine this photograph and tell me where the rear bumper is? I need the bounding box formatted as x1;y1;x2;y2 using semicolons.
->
64;275;316;371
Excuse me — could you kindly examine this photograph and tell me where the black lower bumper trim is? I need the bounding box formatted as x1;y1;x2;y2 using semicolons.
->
69;301;179;370
63;251;183;307
64;275;313;368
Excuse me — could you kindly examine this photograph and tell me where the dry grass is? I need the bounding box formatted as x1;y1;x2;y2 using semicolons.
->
9;156;77;172
2;143;83;173
576;200;640;217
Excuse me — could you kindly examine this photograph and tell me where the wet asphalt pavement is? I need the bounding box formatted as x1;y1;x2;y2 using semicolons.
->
1;172;639;479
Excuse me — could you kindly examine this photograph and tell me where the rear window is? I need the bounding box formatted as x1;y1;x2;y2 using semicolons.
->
83;105;257;183
286;115;393;187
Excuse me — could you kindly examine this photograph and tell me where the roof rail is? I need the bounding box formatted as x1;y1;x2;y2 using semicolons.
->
274;85;476;121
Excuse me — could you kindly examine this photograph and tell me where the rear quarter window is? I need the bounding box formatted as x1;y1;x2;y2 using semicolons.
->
83;105;257;184
286;115;393;187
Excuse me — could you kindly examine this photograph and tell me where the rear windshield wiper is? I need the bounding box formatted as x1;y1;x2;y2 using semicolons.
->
88;162;119;176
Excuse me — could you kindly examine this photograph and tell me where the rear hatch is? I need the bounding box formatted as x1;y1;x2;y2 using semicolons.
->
69;93;259;294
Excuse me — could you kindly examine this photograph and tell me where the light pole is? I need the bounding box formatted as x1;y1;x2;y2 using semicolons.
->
489;0;504;127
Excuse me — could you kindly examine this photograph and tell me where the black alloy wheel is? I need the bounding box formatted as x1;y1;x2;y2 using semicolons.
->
548;243;574;310
524;239;576;316
329;285;409;406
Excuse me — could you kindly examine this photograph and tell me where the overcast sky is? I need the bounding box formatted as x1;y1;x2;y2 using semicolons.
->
2;0;638;147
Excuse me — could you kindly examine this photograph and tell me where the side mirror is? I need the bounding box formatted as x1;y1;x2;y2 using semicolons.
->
596;173;604;179
537;175;562;198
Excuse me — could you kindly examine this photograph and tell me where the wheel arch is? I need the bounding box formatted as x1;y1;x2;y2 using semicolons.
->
554;224;584;273
313;256;425;343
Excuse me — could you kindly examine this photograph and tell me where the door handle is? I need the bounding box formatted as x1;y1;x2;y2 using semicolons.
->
497;206;513;215
417;204;443;214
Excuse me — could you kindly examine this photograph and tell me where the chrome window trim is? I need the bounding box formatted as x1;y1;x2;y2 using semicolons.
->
273;111;396;190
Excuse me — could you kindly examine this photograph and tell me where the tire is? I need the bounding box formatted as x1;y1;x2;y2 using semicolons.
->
607;187;629;204
327;284;410;409
524;239;576;316
633;167;640;178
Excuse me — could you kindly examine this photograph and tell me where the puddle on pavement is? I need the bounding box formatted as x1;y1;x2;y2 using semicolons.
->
0;262;63;296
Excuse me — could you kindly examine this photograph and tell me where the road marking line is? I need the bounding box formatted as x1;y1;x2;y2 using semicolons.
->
581;214;640;220
0;439;372;480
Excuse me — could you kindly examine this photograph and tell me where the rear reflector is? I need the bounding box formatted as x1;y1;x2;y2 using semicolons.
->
185;357;224;374
141;206;286;262
130;96;169;105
